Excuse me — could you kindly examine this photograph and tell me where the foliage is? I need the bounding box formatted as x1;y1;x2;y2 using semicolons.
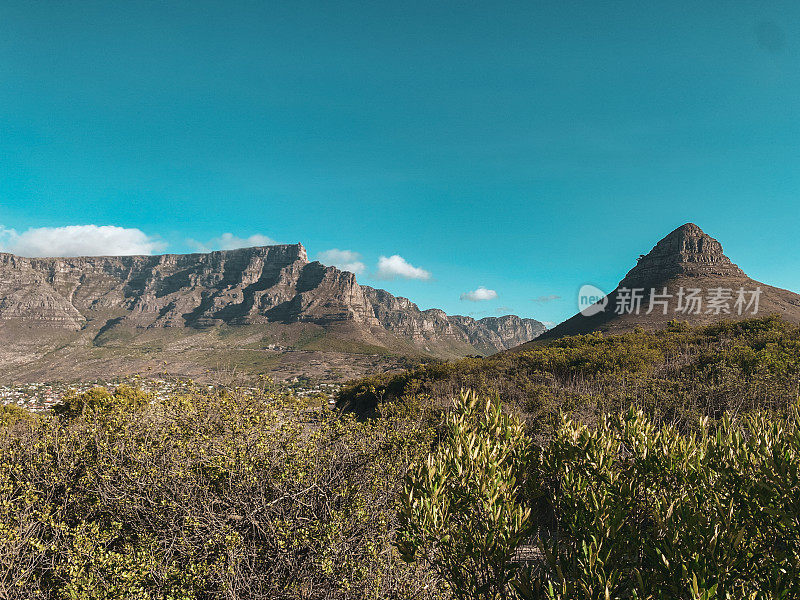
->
398;390;532;600
0;385;442;599
0;403;35;429
399;391;800;599
52;384;151;419
5;316;800;599
339;317;800;430
527;407;800;599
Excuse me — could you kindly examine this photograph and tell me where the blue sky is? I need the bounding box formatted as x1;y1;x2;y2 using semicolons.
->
1;1;799;326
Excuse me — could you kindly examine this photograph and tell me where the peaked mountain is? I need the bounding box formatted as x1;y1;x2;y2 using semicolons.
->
0;244;544;382
537;223;800;340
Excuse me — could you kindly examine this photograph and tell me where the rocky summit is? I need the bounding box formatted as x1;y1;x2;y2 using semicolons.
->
530;223;800;341
0;244;544;382
618;223;746;287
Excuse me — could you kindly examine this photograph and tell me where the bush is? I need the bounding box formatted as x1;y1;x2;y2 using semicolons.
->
397;390;533;599
0;386;442;599
53;384;151;419
529;407;800;599
400;391;800;599
6;374;800;598
0;403;35;429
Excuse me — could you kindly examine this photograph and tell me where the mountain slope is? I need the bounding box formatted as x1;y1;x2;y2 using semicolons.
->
0;244;544;382
535;223;800;341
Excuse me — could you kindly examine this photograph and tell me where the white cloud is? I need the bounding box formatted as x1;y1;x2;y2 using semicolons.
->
375;255;431;280
0;225;166;257
541;321;557;329
187;232;277;252
317;249;366;274
460;286;498;302
532;294;561;304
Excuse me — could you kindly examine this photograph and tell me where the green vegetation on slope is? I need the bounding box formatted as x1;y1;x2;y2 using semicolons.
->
400;391;800;599
0;386;441;599
339;316;800;429
2;317;800;599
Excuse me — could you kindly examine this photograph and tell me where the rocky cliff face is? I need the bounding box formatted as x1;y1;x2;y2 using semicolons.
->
533;223;800;342
0;244;544;358
620;223;745;287
362;287;545;354
0;245;383;330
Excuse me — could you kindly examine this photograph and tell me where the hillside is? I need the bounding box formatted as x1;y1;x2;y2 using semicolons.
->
338;316;800;423
4;319;800;599
0;244;544;383
533;223;800;341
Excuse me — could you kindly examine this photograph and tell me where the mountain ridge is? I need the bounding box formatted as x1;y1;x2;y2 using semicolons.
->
0;243;545;382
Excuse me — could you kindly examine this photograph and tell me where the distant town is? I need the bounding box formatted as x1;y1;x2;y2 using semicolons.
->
0;376;341;412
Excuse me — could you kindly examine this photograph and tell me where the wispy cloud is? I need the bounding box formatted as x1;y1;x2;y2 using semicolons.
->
187;232;276;252
317;249;366;274
375;255;431;280
461;286;498;302
532;294;561;304
0;225;166;257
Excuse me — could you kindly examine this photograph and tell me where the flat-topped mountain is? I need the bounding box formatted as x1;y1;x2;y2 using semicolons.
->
533;223;800;341
0;244;544;382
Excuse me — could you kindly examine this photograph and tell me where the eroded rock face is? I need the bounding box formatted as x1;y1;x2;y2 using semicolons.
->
534;223;800;342
473;315;547;349
0;245;327;329
621;223;745;288
363;287;546;353
0;244;544;355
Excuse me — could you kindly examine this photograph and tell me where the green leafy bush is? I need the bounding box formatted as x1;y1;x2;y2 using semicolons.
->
0;386;442;599
0;403;35;429
400;391;800;600
53;384;151;419
530;408;800;599
398;390;532;599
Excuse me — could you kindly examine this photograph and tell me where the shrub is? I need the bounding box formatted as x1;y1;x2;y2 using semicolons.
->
397;390;533;600
0;386;442;599
401;391;800;599
0;403;35;429
53;384;151;419
528;407;800;599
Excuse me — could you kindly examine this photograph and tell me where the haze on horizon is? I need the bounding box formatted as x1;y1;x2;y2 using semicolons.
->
1;1;799;325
